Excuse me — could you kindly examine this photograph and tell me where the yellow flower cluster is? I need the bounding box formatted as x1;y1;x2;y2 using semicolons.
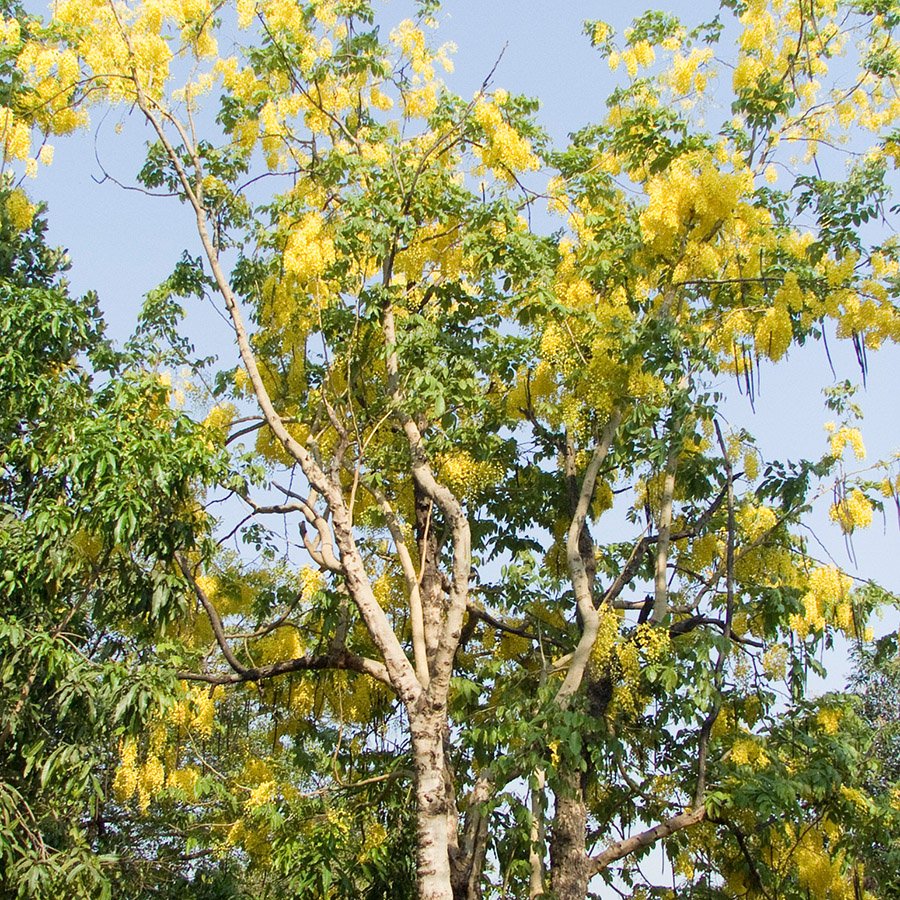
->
325;672;390;724
730;735;769;768
326;805;353;835
743;448;760;481
790;565;853;638
498;630;532;660
388;19;453;122
372;570;394;609
283;212;336;282
394;220;464;282
435;450;503;499
591;481;614;519
236;0;256;29
539;322;578;378
826;424;866;460
3;188;35;231
588;605;620;675
592;21;612;44
753;304;793;361
299;565;324;600
166;766;199;797
258;626;304;663
634;621;671;662
224;817;273;861
0;106;31;162
879;473;900;498
829;488;873;534
113;736;167;812
707;259;814;370
473;97;539;182
613;640;642;718
736;502;778;542
673;851;695;880
246;779;278;809
609;40;655;78
194;687;218;736
0;15;19;45
589;611;672;718
626;364;666;402
357;821;388;863
734;541;796;594
640;152;754;254
790;824;851;899
623;41;655;77
667;47;713;96
390;20;432;78
169;684;221;736
761;643;790;680
404;83;438;118
53;0;172;102
286;677;316;718
202;402;236;444
505;364;557;419
816;706;842;735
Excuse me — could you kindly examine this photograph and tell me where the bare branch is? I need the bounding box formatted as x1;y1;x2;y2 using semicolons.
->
176;553;247;676
651;449;679;624
556;412;622;706
590;807;705;873
177;649;391;688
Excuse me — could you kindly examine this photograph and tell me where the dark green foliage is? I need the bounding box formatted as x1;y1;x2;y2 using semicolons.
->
0;195;220;897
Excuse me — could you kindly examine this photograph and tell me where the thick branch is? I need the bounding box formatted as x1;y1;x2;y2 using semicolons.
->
177;649;391;687
373;487;430;686
529;768;547;898
555;412;622;706
651;449;679;624
381;295;470;706
122;48;420;707
590;806;706;873
669;614;764;648
177;553;247;675
466;603;565;650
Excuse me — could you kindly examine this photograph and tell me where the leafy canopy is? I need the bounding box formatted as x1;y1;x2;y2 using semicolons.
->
1;0;899;897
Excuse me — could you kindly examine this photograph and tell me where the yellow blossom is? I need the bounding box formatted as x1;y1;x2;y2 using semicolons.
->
829;425;866;460
473;99;539;181
435;450;503;498
4;188;35;231
816;707;842;735
247;780;278;809
829;489;873;533
283;212;336;282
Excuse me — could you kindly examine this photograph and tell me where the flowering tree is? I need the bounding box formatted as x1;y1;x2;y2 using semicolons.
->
3;0;900;897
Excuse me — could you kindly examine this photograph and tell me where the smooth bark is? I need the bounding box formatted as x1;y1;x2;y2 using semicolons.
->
411;710;455;900
549;771;591;900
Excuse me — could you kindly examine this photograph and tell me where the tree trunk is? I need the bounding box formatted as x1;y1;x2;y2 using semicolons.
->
529;768;547;898
549;770;590;900
411;709;455;900
415;483;445;669
450;774;491;900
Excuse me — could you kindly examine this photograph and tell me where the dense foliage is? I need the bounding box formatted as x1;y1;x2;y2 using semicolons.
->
1;0;899;897
0;81;222;894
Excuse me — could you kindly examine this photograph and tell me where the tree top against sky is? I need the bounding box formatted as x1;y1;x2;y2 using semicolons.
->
1;1;899;897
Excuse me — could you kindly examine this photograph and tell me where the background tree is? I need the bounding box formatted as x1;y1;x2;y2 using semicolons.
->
845;626;900;898
0;187;227;895
1;8;224;887
2;0;899;898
